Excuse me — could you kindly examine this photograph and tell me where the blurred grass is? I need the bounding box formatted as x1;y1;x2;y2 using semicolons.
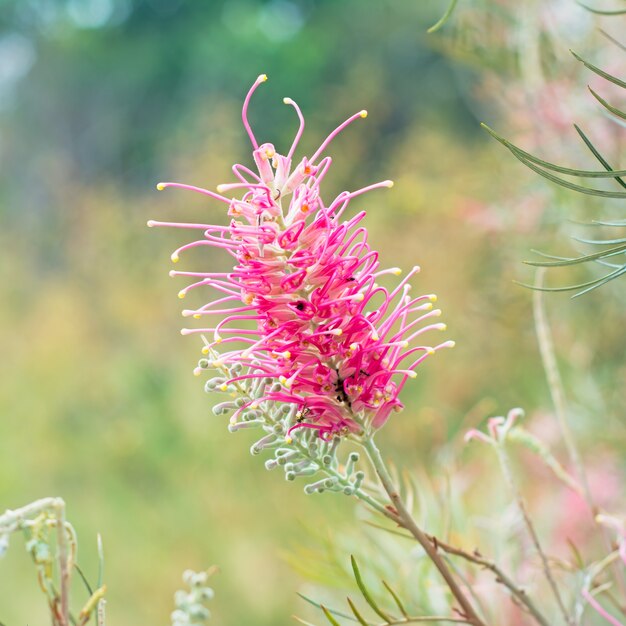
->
0;1;625;625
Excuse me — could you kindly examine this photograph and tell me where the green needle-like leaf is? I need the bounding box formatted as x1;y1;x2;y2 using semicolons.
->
298;593;361;624
573;235;626;245
516;264;626;296
510;149;626;198
600;29;626;52
350;556;394;623
73;563;94;596
524;242;626;266
574;124;626;190
593;219;626;226
571;50;626;89
577;1;626;15
588;87;626;121
382;580;409;619
322;605;343;626
573;265;626;295
480;124;626;178
427;0;459;33
347;597;372;626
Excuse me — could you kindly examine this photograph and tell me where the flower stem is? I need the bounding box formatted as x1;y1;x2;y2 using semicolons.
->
534;270;626;608
55;499;70;626
494;441;571;625
361;435;488;626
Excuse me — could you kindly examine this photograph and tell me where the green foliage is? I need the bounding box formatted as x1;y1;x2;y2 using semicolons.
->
299;555;470;625
482;48;626;295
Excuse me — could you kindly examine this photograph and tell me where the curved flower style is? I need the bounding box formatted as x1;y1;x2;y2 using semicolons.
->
149;74;453;441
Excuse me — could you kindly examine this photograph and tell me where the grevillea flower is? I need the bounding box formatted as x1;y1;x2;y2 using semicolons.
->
149;74;453;442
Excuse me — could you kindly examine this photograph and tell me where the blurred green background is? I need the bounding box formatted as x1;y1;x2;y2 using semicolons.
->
0;1;624;624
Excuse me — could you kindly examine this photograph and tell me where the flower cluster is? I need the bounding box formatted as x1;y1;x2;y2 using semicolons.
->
150;74;452;441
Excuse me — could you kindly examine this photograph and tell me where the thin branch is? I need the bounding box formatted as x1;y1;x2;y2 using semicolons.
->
533;270;626;604
361;437;487;626
426;536;551;626
494;443;572;625
55;499;70;626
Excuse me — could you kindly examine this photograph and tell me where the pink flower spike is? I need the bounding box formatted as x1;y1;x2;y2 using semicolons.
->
242;74;268;150
152;78;453;441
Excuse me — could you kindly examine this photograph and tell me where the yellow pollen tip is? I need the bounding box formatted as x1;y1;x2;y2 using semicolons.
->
194;314;201;319
214;335;222;344
156;183;166;191
212;360;224;367
354;293;364;302
171;254;179;263
372;333;379;341
279;376;288;385
216;184;227;193
219;384;228;392
429;294;437;302
359;110;368;118
285;436;293;444
193;369;202;377
201;346;209;355
401;341;409;347
283;351;291;359
448;341;456;348
427;348;436;356
391;267;402;275
385;180;394;188
350;343;358;350
147;220;155;227
440;324;447;331
283;97;293;105
178;291;186;299
258;73;268;83
331;328;343;336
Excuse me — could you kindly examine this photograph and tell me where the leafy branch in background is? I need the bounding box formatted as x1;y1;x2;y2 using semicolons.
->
482;40;626;296
0;498;215;626
0;498;105;626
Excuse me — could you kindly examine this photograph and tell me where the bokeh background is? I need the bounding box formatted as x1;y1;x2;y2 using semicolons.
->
0;1;624;624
